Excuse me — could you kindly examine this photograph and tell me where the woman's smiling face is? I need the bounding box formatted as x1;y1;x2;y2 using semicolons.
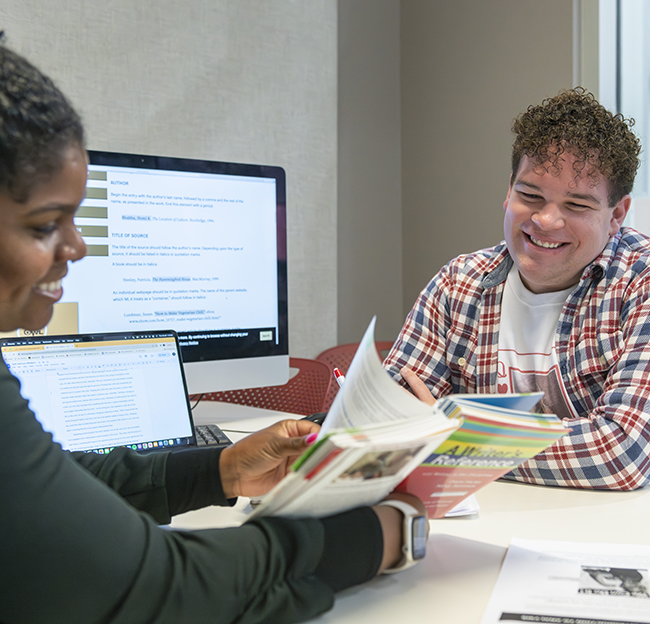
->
0;145;87;332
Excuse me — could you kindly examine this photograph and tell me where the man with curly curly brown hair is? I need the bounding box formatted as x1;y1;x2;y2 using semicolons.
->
384;88;650;491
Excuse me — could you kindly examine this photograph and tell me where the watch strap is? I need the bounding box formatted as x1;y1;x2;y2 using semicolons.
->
376;499;425;574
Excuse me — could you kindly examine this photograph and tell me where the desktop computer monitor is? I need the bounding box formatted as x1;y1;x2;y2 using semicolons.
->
23;150;289;394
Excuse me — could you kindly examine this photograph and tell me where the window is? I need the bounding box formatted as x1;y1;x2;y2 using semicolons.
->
587;0;650;233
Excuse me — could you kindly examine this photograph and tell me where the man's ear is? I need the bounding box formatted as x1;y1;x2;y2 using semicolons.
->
504;171;517;211
610;195;631;236
504;189;513;211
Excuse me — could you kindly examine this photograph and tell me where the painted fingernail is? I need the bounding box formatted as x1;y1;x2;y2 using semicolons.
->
305;432;318;445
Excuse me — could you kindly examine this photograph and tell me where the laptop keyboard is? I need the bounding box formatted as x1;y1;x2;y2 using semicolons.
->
195;424;232;447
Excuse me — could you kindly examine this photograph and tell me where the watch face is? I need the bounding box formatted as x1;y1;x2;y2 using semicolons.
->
411;516;428;560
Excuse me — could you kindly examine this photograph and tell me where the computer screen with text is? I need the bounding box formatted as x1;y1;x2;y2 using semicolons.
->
24;152;290;394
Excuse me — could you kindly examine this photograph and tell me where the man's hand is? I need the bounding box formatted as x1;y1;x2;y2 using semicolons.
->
219;419;320;499
400;366;436;406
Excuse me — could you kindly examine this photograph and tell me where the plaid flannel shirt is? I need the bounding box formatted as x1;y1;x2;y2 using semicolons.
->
384;227;650;490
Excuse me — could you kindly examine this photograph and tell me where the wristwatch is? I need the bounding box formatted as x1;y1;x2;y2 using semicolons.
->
376;499;428;573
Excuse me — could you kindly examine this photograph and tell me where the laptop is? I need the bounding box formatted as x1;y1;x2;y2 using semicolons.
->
0;329;231;454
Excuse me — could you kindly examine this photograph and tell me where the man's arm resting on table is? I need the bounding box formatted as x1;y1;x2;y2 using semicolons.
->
508;285;650;490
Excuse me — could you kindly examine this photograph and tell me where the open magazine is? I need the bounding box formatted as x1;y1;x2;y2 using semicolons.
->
394;393;571;518
246;318;569;521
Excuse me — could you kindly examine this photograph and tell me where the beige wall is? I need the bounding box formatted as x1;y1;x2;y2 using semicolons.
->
337;0;403;344
1;1;576;356
337;1;574;346
0;0;338;359
400;0;574;310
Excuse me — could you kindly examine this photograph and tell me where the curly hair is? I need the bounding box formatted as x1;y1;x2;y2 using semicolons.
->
0;33;85;202
511;88;641;206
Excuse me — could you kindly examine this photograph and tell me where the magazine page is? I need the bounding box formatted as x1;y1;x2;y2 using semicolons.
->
443;494;479;517
397;408;569;518
452;392;544;413
319;317;437;437
248;415;460;520
437;397;561;426
481;538;650;624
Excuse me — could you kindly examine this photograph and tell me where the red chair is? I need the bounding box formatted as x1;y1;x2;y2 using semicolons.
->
199;357;333;416
316;341;395;411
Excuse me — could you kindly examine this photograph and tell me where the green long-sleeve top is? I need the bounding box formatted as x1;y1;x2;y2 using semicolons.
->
0;356;383;623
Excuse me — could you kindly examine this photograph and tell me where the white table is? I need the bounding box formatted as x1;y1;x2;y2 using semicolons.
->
174;401;650;623
191;399;291;436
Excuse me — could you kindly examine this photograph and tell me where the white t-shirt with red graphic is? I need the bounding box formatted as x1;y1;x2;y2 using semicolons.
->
497;266;577;420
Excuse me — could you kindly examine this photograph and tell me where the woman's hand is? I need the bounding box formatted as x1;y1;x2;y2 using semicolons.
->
219;419;320;498
372;491;429;573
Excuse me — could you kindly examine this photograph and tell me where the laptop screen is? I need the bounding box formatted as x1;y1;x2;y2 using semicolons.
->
0;330;197;453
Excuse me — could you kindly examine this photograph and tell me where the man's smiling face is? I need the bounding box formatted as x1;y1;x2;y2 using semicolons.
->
503;153;630;294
